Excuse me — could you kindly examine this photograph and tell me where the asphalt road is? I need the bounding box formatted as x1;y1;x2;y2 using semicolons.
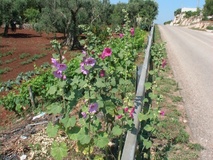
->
158;25;213;159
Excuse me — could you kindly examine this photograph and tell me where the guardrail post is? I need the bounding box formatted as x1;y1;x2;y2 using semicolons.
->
121;25;154;160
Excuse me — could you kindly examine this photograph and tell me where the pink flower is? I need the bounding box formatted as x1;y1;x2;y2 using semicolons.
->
100;48;112;59
99;69;105;77
89;103;98;114
162;59;167;68
84;57;96;67
119;33;124;38
62;75;66;80
130;28;134;36
81;112;87;118
159;110;165;116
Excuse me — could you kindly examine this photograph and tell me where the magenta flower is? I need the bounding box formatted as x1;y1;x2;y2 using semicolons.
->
124;107;129;113
53;70;63;79
99;69;105;77
84;57;96;67
159;110;165;116
162;59;167;68
129;107;135;119
130;28;134;36
116;115;123;119
100;47;112;59
89;103;98;114
119;33;124;38
81;112;87;118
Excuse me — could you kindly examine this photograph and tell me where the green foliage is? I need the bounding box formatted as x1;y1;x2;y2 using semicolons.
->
50;141;68;160
206;25;213;30
174;8;181;16
23;8;40;23
203;0;213;16
164;20;172;25
184;9;201;18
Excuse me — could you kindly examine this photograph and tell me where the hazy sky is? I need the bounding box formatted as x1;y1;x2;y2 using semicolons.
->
110;0;205;24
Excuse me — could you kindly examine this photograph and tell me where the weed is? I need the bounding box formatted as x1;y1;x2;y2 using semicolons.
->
0;67;12;74
19;53;31;59
171;96;182;102
5;58;17;64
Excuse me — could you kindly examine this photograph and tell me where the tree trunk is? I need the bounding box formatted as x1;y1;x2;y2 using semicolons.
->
3;23;9;37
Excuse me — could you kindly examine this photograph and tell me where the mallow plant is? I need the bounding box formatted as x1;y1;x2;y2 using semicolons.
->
46;10;144;160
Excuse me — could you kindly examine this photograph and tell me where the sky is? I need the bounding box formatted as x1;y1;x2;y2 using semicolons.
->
110;0;205;24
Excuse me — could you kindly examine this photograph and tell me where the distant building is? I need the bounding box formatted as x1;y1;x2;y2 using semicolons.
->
181;8;197;13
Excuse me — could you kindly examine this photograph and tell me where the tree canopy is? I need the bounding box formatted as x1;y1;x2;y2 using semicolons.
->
0;0;159;49
203;0;213;16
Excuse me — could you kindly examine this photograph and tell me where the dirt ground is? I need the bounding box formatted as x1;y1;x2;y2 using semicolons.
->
0;27;69;159
0;27;64;82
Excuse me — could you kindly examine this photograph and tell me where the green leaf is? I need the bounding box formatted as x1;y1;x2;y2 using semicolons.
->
68;126;81;141
138;113;149;121
112;126;122;136
96;78;105;88
60;116;76;130
95;134;109;148
47;86;57;95
47;103;62;114
51;141;68;160
145;82;152;90
110;77;116;86
46;122;59;138
143;139;152;149
77;128;91;144
144;125;154;132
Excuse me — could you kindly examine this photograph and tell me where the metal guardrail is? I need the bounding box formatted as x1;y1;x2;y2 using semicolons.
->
121;25;154;160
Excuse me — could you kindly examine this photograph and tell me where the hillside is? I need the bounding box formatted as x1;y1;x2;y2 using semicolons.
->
169;8;213;31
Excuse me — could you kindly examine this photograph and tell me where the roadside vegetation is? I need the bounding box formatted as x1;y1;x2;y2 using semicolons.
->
150;25;203;159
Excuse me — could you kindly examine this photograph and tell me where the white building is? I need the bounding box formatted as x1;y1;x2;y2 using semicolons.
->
181;8;197;12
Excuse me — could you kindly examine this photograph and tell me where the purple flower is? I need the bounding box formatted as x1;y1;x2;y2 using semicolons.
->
81;112;87;118
51;58;59;67
100;48;112;59
84;57;96;67
130;28;134;36
99;69;105;77
89;103;98;114
119;33;124;38
162;59;167;68
57;63;67;71
62;75;66;80
81;65;89;75
53;70;63;79
82;50;87;55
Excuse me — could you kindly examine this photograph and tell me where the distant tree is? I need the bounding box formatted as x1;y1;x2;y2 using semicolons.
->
128;0;158;30
174;8;182;16
0;0;27;36
203;0;213;16
110;3;127;28
35;0;92;49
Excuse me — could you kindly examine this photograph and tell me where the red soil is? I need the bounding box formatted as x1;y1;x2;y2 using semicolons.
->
0;28;65;82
